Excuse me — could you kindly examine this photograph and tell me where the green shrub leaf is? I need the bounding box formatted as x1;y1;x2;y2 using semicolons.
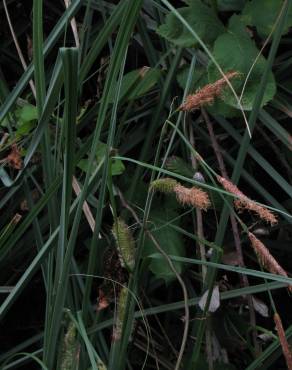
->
109;67;161;103
217;0;246;11
157;0;225;47
242;0;292;38
78;141;125;176
143;207;185;283
14;104;38;137
208;15;276;113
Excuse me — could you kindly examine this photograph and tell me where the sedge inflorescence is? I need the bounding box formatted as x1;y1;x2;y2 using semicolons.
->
217;175;277;225
150;177;210;211
248;232;292;292
179;71;240;111
273;313;292;370
112;218;135;271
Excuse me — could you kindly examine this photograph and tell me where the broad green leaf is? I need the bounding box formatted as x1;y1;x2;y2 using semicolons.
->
78;142;125;176
164;155;194;178
208;15;276;112
17;104;38;123
206;98;240;118
109;67;161;103
177;66;206;90
15;104;38;137
157;0;225;47
217;0;245;11
143;207;185;283
242;0;292;38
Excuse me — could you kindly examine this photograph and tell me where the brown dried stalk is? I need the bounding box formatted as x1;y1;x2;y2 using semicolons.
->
274;312;292;370
217;176;277;225
179;71;239;111
248;233;292;292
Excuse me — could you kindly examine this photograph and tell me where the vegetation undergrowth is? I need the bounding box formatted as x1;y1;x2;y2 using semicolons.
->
0;0;292;369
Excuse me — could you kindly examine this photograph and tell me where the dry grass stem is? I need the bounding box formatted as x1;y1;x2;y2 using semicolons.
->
180;71;239;111
217;176;277;225
248;233;292;292
274;313;292;370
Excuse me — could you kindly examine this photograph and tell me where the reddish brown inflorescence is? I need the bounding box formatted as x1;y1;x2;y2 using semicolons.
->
217;176;277;225
174;184;210;211
180;71;239;111
274;312;292;370
248;232;292;292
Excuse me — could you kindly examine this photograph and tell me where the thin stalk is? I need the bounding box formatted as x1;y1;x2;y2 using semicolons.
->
201;108;259;354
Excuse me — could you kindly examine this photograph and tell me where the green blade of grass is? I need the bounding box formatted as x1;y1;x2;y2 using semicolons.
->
0;160;104;321
43;47;79;368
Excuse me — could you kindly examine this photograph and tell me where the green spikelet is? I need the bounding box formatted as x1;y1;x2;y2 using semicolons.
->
113;286;128;341
150;177;178;193
59;321;79;370
112;218;135;271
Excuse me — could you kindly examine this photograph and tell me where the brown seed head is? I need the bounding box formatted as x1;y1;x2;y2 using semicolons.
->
274;312;292;370
7;144;22;170
217;176;277;225
180;71;240;111
174;184;210;210
248;233;292;292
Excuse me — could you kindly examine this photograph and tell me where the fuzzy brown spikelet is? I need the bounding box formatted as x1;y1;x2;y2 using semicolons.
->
217;176;277;225
274;312;292;370
150;178;210;210
6;144;22;170
180;71;239;111
174;184;210;210
248;233;292;292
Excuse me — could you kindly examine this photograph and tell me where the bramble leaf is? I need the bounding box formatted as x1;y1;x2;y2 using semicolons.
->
242;0;292;38
157;0;225;47
208;15;276;113
143;207;185;283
